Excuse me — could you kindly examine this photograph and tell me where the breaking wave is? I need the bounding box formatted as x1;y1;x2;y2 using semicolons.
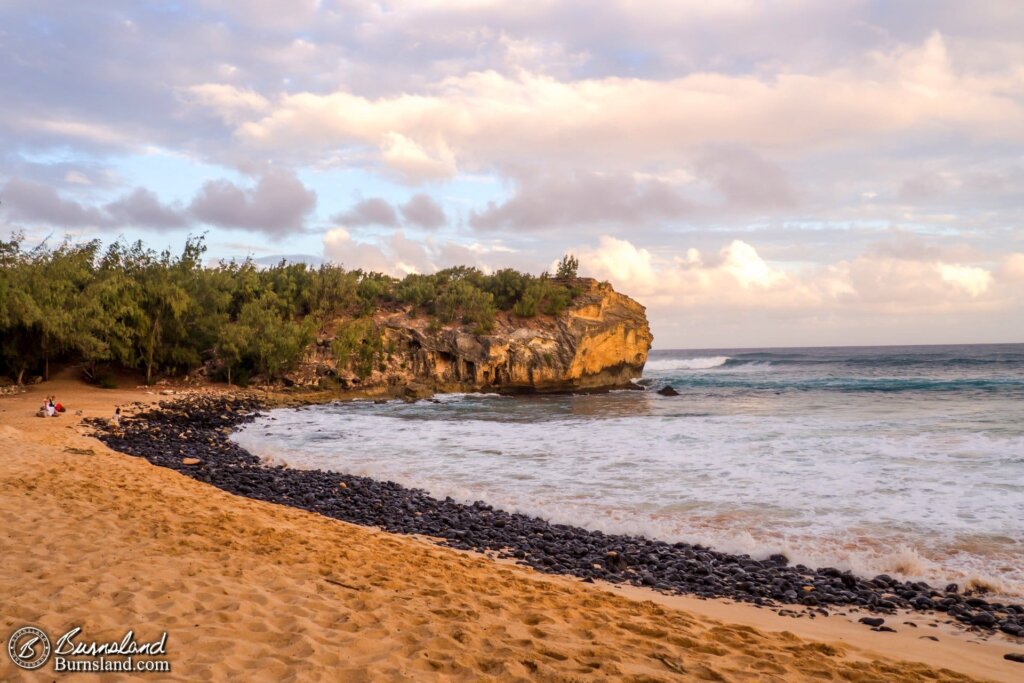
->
645;356;731;371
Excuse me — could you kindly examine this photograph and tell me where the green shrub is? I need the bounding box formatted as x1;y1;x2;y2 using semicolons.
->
332;318;384;379
436;280;496;331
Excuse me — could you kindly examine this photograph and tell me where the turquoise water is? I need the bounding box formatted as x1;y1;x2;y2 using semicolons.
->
235;344;1024;595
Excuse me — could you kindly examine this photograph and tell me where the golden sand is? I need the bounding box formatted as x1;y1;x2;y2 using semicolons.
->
2;376;1022;681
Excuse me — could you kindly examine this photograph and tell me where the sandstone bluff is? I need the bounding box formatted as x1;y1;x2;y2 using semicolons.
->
289;278;653;395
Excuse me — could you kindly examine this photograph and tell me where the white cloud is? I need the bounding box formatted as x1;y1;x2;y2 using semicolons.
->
381;133;457;181
577;236;1006;315
186;84;271;124
212;33;1023;180
720;240;787;288
938;263;993;297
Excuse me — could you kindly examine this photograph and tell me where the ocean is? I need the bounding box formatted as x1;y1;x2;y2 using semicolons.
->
233;343;1024;597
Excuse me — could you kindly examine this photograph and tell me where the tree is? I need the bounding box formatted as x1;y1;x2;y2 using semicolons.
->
215;321;250;386
0;234;42;384
484;268;529;309
128;242;196;384
306;264;359;330
556;253;579;279
31;239;100;379
76;248;143;382
238;292;314;380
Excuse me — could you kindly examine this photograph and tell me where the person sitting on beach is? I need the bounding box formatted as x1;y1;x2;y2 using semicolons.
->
46;397;57;417
54;399;65;413
36;400;48;418
111;407;121;428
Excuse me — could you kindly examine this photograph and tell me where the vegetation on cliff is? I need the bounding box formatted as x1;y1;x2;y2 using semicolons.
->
0;234;583;386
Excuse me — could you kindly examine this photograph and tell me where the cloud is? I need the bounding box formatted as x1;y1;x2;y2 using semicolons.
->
400;193;447;229
1;178;108;227
331;197;400;227
2;170;316;236
576;235;1006;314
937;263;993;297
65;171;91;185
322;228;426;275
185;84;271;125
190;169;316;236
380;133;457;181
695;148;796;211
322;227;530;277
470;170;691;231
224;33;1024;180
1001;253;1024;282
193;0;323;31
104;188;189;229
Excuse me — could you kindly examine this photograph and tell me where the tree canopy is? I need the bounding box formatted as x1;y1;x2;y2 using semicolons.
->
0;235;581;386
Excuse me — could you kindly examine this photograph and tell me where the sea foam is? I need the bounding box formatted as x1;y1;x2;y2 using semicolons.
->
644;356;731;370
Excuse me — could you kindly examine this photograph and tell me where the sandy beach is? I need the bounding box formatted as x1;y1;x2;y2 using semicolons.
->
2;376;1022;682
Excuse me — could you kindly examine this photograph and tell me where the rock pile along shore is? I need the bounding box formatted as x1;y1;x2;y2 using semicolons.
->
89;394;1024;638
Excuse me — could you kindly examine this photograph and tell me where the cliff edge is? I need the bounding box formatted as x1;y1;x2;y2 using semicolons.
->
292;278;652;395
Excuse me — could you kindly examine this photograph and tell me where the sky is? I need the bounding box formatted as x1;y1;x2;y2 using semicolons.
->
1;1;1023;349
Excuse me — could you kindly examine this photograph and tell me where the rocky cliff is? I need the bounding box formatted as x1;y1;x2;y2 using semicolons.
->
290;278;652;395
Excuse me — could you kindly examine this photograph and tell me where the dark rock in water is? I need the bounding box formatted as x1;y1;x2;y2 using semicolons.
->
83;394;1024;638
945;583;959;594
873;626;896;633
1004;653;1024;664
656;385;680;397
404;382;434;400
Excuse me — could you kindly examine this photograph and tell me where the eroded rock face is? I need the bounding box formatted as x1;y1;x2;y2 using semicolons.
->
295;278;652;394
